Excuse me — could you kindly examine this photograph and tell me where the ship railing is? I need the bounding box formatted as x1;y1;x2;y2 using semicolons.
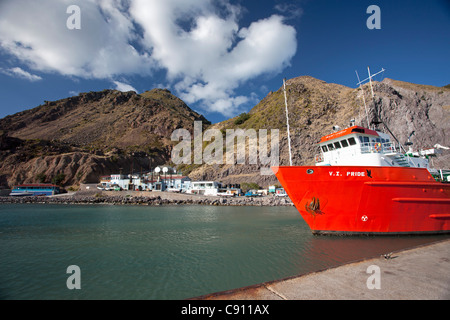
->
403;153;422;167
360;142;396;154
382;142;396;153
360;142;378;153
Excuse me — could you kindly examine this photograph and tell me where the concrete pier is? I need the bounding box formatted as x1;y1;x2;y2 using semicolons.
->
194;239;450;300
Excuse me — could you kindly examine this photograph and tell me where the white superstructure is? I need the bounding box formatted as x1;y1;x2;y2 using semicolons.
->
314;125;430;169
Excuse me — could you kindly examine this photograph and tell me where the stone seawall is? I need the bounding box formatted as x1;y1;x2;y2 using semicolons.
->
0;190;293;207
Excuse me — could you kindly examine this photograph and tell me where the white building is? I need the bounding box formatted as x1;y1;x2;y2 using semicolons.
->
185;181;222;196
185;181;241;196
99;172;191;192
275;188;287;197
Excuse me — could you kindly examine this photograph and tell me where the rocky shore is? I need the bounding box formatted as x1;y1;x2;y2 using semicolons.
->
0;190;293;207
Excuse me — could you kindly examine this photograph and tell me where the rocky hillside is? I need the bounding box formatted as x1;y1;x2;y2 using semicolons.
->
187;76;450;186
1;76;448;189
0;89;209;188
374;78;449;152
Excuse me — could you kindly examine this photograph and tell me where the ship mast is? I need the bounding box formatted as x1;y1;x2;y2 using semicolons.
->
356;67;407;153
356;67;385;129
355;70;370;128
283;78;293;166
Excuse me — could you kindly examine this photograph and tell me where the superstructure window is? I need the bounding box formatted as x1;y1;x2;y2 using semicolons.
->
340;139;349;147
321;146;328;152
334;142;342;149
327;143;335;151
348;137;357;145
359;136;369;143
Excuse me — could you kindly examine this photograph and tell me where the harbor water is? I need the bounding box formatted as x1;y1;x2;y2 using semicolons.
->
0;203;448;300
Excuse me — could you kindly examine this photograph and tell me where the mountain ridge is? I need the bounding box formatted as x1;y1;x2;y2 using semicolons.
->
0;75;449;188
0;88;209;187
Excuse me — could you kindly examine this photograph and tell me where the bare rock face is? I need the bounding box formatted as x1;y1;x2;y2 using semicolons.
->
1;151;166;187
371;79;448;144
374;79;450;168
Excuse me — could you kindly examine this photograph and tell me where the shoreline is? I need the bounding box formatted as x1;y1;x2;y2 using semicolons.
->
0;190;294;207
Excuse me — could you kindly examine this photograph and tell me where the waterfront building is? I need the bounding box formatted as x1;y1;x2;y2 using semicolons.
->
10;184;60;196
275;188;287;197
185;181;242;196
97;172;191;192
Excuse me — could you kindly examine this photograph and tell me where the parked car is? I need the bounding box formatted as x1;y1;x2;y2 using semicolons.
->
245;190;261;197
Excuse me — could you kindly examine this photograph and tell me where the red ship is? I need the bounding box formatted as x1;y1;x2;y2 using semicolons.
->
273;124;450;235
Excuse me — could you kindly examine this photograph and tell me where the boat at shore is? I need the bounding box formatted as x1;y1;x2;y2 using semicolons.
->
273;124;450;235
273;70;450;235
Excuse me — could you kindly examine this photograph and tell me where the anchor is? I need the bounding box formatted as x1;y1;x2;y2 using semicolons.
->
305;197;323;216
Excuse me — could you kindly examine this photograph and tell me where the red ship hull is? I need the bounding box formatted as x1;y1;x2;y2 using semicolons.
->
273;166;450;235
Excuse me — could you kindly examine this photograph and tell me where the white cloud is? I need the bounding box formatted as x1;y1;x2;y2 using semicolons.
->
130;0;297;115
0;0;155;78
113;80;137;92
0;0;298;116
1;67;42;81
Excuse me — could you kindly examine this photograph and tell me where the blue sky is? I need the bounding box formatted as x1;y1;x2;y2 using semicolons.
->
0;0;449;124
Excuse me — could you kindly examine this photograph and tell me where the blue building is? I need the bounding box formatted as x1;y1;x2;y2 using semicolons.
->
10;184;61;196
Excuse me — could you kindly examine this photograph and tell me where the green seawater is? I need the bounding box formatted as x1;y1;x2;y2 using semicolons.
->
0;204;447;300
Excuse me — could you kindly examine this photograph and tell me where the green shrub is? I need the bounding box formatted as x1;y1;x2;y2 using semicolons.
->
36;172;46;183
241;182;261;192
52;173;66;185
234;113;250;125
